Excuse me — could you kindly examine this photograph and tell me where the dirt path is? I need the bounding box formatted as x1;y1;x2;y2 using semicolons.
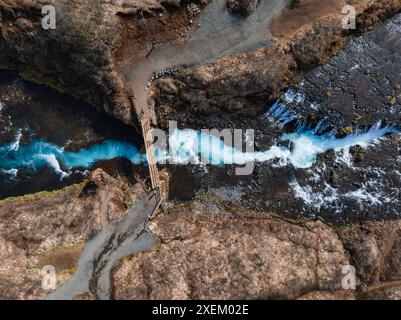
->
123;0;292;122
45;190;161;300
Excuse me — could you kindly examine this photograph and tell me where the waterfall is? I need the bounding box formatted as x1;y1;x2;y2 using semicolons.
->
166;122;397;168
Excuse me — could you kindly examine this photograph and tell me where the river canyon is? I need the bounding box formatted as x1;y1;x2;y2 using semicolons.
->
0;0;401;300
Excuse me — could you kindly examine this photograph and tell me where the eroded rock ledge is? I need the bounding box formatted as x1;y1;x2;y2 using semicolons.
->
112;198;401;300
1;0;130;123
0;0;201;128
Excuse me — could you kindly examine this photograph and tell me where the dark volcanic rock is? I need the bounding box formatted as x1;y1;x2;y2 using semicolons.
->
284;134;401;223
167;131;400;224
285;14;401;130
162;12;401;224
155;1;401;130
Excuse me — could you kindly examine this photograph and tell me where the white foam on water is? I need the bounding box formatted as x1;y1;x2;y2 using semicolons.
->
290;162;399;214
1;168;18;179
309;102;321;111
0;139;146;178
167;128;291;166
344;186;387;209
9;130;22;151
37;154;69;179
289;180;341;212
334;148;354;167
282;121;397;168
283;90;305;104
266;101;296;125
164;120;398;170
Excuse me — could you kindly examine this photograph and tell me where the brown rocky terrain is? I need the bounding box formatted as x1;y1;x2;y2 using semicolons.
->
0;0;205;129
1;0;132;123
0;170;143;300
0;183;98;299
6;176;398;300
112;197;401;300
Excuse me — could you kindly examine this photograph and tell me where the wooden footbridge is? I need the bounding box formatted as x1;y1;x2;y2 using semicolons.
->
135;101;167;204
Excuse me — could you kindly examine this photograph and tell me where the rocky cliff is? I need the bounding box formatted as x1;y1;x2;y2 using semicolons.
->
0;0;202;128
